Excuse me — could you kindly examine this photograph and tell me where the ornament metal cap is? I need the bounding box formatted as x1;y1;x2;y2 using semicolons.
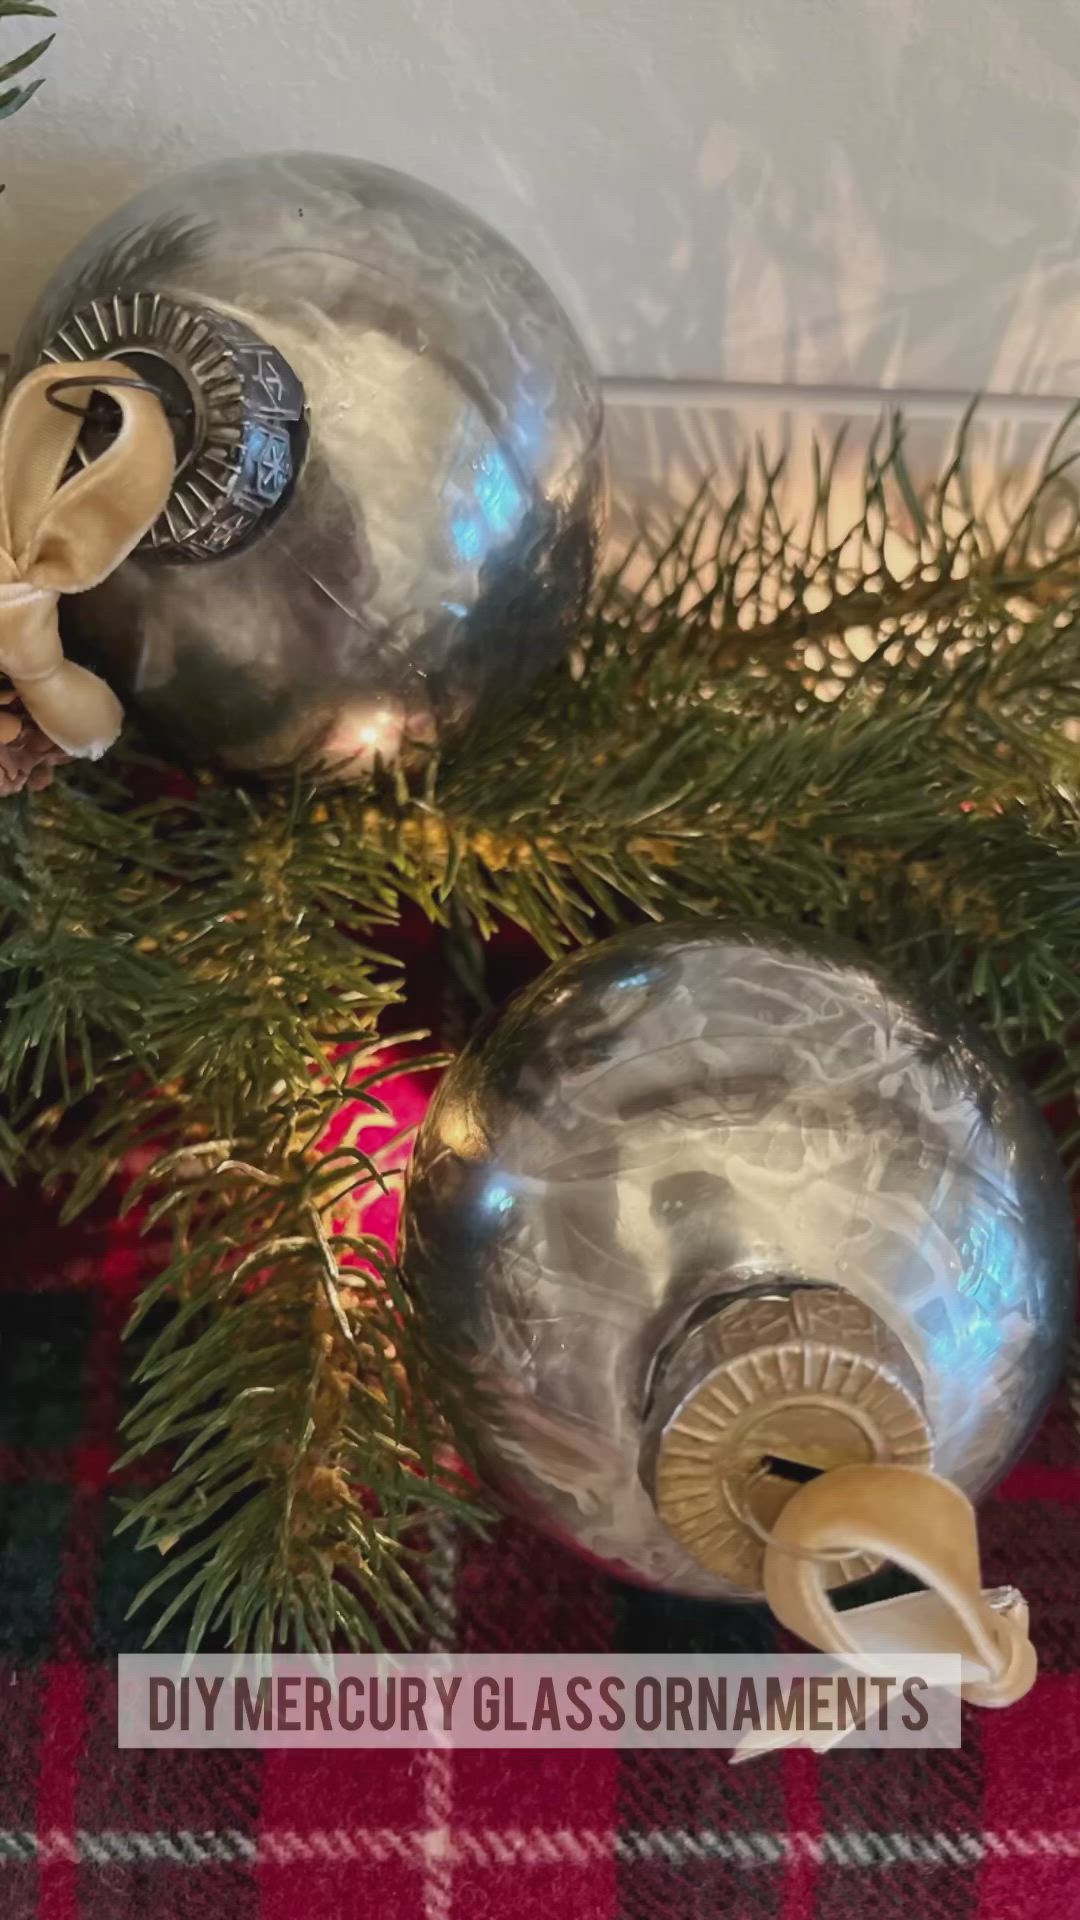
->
40;295;307;561
644;1286;933;1593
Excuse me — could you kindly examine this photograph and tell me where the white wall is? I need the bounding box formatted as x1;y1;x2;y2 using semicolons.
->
2;0;1079;397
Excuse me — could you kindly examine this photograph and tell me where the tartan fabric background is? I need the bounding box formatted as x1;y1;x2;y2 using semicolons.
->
1;920;1079;1919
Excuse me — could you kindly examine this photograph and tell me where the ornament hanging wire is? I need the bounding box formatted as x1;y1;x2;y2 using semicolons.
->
44;373;187;422
722;1463;861;1570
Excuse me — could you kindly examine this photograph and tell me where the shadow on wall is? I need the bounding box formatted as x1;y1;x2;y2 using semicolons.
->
584;2;1080;401
3;0;1080;401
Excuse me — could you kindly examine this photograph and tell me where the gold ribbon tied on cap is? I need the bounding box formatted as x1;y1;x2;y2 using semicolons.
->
0;360;175;759
733;1462;1036;1761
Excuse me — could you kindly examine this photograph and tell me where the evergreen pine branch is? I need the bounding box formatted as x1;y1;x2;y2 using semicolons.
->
2;767;482;1648
115;1089;481;1653
0;3;52;129
2;402;1080;1648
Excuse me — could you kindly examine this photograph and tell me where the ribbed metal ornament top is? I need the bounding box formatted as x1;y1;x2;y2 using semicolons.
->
648;1288;934;1592
41;294;306;560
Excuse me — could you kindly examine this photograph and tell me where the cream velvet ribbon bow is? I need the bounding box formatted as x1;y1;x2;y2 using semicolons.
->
0;361;175;758
734;1463;1036;1761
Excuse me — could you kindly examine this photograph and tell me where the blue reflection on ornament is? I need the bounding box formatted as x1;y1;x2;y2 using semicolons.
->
473;447;524;539
450;512;484;564
451;447;527;567
482;1180;515;1217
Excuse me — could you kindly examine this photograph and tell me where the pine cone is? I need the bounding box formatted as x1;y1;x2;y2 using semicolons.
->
0;686;69;797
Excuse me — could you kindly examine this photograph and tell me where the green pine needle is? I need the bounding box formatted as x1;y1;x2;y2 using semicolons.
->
0;3;52;179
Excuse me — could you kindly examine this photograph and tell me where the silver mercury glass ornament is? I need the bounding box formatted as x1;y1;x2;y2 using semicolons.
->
7;153;606;775
400;923;1075;1599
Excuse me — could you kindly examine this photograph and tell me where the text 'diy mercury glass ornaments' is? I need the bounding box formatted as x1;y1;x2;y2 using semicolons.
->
9;152;607;775
400;923;1074;1600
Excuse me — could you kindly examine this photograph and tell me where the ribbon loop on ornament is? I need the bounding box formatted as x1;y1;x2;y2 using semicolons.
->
732;1462;1036;1762
0;360;175;758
